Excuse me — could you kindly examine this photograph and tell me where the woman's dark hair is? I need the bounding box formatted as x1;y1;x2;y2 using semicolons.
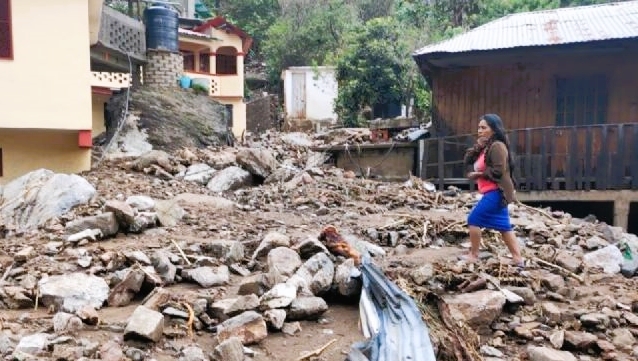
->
464;113;516;179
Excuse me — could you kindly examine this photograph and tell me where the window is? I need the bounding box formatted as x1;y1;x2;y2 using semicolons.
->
225;104;233;128
181;50;194;71
555;74;608;126
199;53;210;73
215;46;237;75
0;0;12;59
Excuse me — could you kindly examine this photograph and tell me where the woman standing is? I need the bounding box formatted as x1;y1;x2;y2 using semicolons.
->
461;114;524;268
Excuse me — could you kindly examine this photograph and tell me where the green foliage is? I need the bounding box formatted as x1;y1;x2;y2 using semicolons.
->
214;0;281;58
335;17;414;126
262;0;358;87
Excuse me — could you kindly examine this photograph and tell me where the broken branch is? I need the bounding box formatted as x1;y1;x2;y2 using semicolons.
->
295;338;337;361
182;301;195;339
170;239;192;265
533;257;584;283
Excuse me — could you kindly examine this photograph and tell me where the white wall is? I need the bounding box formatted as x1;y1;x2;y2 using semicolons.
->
283;66;338;123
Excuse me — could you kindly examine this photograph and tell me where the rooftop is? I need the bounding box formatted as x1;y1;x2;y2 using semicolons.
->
414;0;638;57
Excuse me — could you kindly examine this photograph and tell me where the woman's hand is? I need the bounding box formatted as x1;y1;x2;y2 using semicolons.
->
476;136;489;147
467;171;482;180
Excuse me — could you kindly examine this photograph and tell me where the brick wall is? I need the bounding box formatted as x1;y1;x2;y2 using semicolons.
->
143;50;183;88
246;94;279;133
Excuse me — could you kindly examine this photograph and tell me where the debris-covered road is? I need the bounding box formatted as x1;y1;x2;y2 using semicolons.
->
0;130;637;361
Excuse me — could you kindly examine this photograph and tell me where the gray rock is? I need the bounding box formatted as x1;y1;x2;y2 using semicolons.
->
286;253;335;296
263;309;286;330
252;232;291;260
151;251;177;284
178;346;207;361
410;264;434;286
0;169;96;231
208;240;245;264
238;274;268;296
99;341;124;361
15;333;50;355
267;247;302;278
292;236;329;259
282;321;301;336
213;337;244;361
104;200;136;228
155;199;185;227
126;195;156;211
182;163;216;185
52;312;83;333
211;295;259;321
555;251;582;273
504;287;536;305
129;211;158;233
0;333;15;355
286;296;328;321
124;306;164;342
259;283;297;310
206;166;252;192
216;311;268;345
236;148;279;178
583;245;624;274
65;213;119;238
442;290;506;333
527;346;577;361
38;273;109;313
334;259;361;297
108;268;146;307
580;313;610;328
183;266;229;288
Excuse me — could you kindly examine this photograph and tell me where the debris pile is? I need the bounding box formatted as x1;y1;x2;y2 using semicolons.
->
0;130;637;360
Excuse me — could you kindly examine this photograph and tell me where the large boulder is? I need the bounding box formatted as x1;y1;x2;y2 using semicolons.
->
0;169;96;231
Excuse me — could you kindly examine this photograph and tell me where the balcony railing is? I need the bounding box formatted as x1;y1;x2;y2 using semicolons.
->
91;71;131;89
420;123;638;192
184;72;244;97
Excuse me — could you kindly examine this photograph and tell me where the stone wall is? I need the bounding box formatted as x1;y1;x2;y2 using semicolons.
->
246;94;278;133
143;50;183;88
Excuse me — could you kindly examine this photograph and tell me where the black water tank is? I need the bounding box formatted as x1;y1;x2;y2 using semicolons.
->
144;5;179;52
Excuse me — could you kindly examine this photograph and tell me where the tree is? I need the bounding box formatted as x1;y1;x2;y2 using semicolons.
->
262;0;358;86
335;17;420;126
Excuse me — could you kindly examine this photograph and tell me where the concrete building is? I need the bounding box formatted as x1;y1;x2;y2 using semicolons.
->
413;1;638;231
282;66;339;131
0;0;94;183
178;17;253;138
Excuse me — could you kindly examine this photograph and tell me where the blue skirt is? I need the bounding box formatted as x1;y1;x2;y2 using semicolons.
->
467;190;513;232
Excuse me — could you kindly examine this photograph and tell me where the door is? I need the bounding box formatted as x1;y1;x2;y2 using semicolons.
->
290;72;306;119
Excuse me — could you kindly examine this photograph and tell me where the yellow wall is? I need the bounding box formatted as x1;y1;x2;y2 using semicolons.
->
0;130;91;184
216;98;247;137
92;93;110;136
208;29;244;52
180;28;247;138
0;0;92;130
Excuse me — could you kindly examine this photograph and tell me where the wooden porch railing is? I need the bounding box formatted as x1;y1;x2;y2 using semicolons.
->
420;123;638;192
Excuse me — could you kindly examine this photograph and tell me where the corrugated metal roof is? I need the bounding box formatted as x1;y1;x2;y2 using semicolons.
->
414;0;638;56
178;27;211;39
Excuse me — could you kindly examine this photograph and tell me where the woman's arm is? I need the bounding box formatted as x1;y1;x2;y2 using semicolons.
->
482;141;508;181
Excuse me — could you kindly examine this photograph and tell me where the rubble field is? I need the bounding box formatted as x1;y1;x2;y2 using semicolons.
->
0;130;637;361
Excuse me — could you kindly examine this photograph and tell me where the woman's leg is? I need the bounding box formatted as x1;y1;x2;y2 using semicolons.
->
468;226;482;261
501;230;523;264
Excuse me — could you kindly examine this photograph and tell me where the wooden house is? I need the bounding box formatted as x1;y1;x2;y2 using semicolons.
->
412;1;638;230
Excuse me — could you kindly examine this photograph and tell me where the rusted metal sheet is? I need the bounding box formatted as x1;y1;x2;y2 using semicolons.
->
414;1;638;56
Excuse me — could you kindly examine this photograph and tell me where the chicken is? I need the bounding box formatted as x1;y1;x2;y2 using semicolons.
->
318;225;361;266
